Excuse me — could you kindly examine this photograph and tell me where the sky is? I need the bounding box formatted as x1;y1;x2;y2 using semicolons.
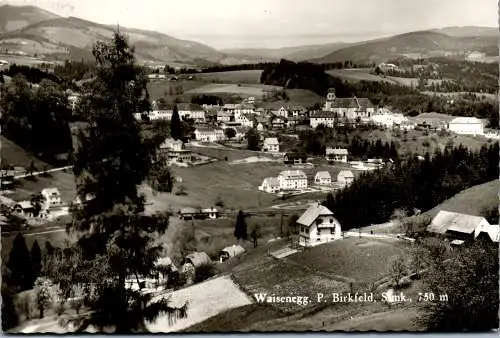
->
2;0;498;49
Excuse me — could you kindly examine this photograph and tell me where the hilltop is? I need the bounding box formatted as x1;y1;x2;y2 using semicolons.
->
424;179;498;219
311;30;497;64
0;4;60;33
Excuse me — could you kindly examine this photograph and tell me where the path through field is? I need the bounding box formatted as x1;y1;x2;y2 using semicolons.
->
146;275;253;332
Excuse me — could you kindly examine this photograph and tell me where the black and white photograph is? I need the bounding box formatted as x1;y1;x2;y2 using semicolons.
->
0;0;498;333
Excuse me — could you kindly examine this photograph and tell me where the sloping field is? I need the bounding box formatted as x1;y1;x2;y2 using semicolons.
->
0;136;50;169
327;69;396;84
288;237;410;283
146;275;252;332
424;179;498;219
7;170;76;202
193;70;263;84
231;254;348;314
185;83;282;98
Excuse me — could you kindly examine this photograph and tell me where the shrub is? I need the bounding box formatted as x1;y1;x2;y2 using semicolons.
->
194;264;218;284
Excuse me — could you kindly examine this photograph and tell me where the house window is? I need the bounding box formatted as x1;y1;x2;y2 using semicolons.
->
330;218;333;223
316;219;322;225
305;228;309;234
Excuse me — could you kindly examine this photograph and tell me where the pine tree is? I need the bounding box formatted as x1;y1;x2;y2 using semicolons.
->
170;105;182;140
7;233;31;291
30;240;42;288
234;210;248;241
60;32;187;333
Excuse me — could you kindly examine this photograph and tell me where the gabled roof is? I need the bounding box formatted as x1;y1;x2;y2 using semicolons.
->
297;203;334;227
315;171;331;179
177;103;204;111
310;111;335;118
427;210;488;235
185;252;212;267
449;117;483;125
284;152;307;159
180;207;199;214
14;201;33;210
264;137;279;145
41;188;60;196
337;170;354;179
220;245;245;257
326;148;348;155
279;170;307;179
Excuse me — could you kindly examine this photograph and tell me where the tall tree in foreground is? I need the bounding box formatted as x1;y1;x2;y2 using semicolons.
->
30;240;42;287
7;233;31;291
64;32;187;333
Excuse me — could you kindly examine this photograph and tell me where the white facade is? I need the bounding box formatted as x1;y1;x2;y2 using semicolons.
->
297;204;341;247
41;188;62;210
326;148;348;162
337;170;354;188
234;112;254;128
277;170;308;191
262;138;280;152
371;113;409;128
314;171;332;186
194;129;225;142
447;117;484;136
258;177;280;193
310;113;336;128
150;110;174;121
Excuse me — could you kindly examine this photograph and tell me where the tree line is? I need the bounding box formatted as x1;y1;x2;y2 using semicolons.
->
324;142;499;229
0;76;74;162
297;125;399;160
2;234;43;330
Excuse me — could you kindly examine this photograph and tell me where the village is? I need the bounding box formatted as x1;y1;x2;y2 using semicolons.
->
0;1;498;332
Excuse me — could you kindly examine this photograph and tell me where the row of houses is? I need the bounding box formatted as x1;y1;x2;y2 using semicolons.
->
11;188;63;218
258;169;355;193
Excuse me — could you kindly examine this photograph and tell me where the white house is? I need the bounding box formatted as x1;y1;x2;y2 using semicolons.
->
217;111;232;123
194;128;225;142
297;203;341;247
149;110;174;121
277;170;308;191
157;138;193;164
310;111;336;128
326;148;348;162
258;177;280;193
177;103;205;122
427;210;491;241
234;112;254;128
314;171;331;186
41;188;62;210
201;207;221;219
371;112;409;128
256;122;265;132
262;138;280;153
447;117;484;136
337;170;354;188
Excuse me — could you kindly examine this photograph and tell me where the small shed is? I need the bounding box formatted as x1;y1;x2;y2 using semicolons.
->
179;207;199;220
182;252;212;285
219;245;246;263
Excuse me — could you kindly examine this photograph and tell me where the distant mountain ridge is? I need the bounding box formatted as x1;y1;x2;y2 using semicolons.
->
0;4;60;33
0;5;497;66
310;30;498;64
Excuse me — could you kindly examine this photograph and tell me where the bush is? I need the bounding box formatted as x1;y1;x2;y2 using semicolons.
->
396;276;412;289
194;264;218;284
